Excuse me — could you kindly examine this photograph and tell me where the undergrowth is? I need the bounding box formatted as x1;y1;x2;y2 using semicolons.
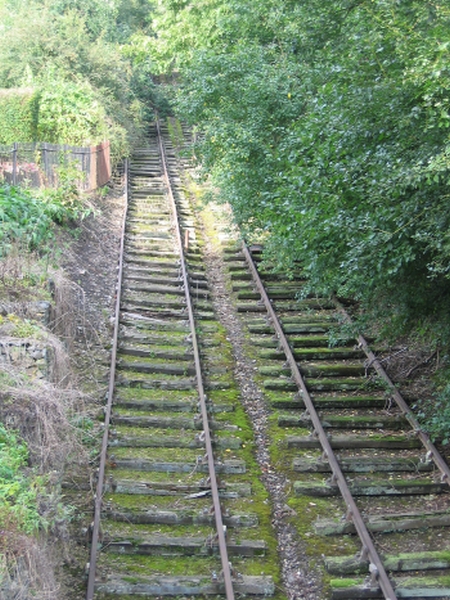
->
0;182;92;257
0;166;116;598
0;282;93;598
0;363;92;598
0;424;42;535
414;365;450;445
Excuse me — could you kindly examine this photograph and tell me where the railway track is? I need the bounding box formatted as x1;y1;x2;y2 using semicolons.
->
85;120;450;600
224;245;450;599
85;123;276;599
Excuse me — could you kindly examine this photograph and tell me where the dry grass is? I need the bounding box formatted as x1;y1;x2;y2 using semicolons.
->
0;245;50;304
50;270;88;351
0;531;60;600
0;363;92;599
0;271;92;599
0;368;89;474
0;186;122;599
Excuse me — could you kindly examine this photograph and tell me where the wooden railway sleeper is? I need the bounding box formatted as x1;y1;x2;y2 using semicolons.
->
86;132;238;599
246;243;450;599
243;243;399;600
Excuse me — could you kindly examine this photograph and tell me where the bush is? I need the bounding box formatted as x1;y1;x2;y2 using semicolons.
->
0;424;42;535
0;89;40;144
161;0;450;344
36;78;109;147
416;369;450;445
0;184;91;256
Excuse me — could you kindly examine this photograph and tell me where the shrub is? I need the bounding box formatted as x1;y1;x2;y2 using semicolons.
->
0;424;42;535
0;184;91;256
0;89;40;144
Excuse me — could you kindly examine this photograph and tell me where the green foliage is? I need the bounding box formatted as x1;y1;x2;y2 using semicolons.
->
36;78;109;147
415;362;450;445
0;184;89;255
0;0;160;159
153;0;450;343
122;33;172;119
0;421;74;541
3;314;43;338
0;89;40;143
0;423;42;534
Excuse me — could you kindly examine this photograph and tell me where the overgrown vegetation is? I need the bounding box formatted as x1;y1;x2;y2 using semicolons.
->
0;424;42;534
0;89;39;143
0;164;107;599
0;351;91;597
0;227;98;596
0;0;166;158
0;184;91;256
149;0;450;440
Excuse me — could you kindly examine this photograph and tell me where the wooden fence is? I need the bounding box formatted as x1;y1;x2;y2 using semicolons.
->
0;141;111;191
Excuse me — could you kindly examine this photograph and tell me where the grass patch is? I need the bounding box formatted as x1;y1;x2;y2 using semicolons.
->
111;446;201;461
115;388;197;402
97;552;221;577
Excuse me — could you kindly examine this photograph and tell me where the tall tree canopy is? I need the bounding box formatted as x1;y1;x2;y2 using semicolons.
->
0;0;159;156
151;0;450;342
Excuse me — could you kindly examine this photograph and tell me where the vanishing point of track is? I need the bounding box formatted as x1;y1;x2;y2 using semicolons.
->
85;122;450;600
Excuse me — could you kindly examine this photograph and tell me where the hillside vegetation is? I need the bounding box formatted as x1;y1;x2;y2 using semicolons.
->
0;1;159;597
145;0;450;442
150;0;450;345
0;0;164;158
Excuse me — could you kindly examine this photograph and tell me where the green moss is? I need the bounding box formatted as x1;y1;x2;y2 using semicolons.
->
399;576;450;587
116;388;196;402
105;493;213;511
265;390;298;404
208;388;239;404
118;355;192;368
117;370;193;382
106;469;206;486
104;522;213;539
98;552;221;576
111;424;195;438
330;578;364;588
167;117;185;149
287;495;358;561
112;409;196;421
112;446;200;461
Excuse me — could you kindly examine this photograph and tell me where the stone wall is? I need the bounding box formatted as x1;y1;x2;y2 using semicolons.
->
0;301;54;380
0;339;52;379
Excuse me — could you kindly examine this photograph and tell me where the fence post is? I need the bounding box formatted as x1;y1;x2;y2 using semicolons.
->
89;146;96;191
96;141;111;188
40;143;48;186
12;143;18;186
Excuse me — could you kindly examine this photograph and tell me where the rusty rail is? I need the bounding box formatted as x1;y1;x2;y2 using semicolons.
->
156;118;235;600
242;244;398;600
86;160;129;600
334;296;450;485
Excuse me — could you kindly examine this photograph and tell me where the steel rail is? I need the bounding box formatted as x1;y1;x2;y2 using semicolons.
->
86;160;130;600
242;244;398;600
156;118;235;600
334;297;450;485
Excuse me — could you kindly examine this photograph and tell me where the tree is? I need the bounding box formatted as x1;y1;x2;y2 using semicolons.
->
152;0;450;340
0;0;158;156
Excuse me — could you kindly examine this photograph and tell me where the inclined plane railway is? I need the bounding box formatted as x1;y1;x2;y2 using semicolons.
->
85;121;450;600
